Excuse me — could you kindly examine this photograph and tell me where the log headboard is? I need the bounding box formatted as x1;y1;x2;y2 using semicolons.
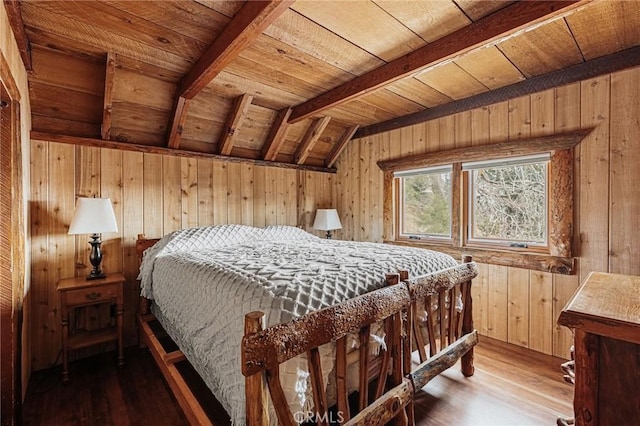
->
136;234;160;266
136;234;160;316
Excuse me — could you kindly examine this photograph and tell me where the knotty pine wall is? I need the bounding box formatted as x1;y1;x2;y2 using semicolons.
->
29;141;334;371
335;67;640;360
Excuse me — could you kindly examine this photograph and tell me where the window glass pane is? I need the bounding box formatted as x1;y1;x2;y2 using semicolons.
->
402;171;452;236
471;162;547;243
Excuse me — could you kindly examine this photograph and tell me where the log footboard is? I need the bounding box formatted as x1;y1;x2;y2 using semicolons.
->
386;255;477;379
409;331;478;390
242;284;413;425
242;256;478;425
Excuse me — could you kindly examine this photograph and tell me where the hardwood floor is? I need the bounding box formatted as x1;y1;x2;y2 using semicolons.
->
23;347;188;425
413;337;573;425
23;337;573;425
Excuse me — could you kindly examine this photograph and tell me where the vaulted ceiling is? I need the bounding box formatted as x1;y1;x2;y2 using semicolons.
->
6;0;640;171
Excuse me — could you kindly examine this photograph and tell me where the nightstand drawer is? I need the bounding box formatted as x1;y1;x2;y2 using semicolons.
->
63;283;120;306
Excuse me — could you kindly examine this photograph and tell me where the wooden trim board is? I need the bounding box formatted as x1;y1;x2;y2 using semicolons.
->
356;46;640;139
31;131;337;174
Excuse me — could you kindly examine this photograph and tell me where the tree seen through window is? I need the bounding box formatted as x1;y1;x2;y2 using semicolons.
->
471;163;547;243
402;171;451;236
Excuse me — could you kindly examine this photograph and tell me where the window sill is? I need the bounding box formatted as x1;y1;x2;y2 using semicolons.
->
386;240;575;275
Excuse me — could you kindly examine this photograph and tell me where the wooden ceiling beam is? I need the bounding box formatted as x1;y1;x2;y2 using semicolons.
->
101;52;116;140
294;116;331;165
288;0;590;124
218;94;253;155
325;125;359;168
356;45;640;139
31;131;337;174
179;0;293;99
165;0;292;150
261;107;292;161
166;96;191;149
3;0;32;70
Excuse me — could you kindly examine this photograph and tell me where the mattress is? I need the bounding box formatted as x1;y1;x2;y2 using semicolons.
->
139;225;458;425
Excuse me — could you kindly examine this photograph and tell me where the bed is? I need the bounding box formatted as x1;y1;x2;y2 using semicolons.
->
136;225;478;425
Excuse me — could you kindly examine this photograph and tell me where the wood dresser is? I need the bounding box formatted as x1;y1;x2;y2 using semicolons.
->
558;272;640;426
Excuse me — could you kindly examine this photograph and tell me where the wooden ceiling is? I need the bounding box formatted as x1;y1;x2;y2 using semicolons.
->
6;0;640;171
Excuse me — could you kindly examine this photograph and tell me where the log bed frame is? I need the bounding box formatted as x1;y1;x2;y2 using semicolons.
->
136;235;478;425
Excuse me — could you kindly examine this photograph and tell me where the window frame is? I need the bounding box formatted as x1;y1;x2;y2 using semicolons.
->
379;130;589;274
395;165;454;243
462;154;551;253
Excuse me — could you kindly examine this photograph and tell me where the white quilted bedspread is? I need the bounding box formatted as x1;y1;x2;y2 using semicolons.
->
139;225;457;425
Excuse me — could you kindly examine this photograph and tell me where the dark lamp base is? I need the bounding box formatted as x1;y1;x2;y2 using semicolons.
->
86;271;107;280
87;233;106;280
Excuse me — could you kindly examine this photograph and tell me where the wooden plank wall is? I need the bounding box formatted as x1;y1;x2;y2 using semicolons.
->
335;66;640;360
28;141;333;371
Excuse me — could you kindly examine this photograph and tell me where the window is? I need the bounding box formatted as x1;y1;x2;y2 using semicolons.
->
464;154;549;250
396;166;452;240
395;154;551;251
380;130;587;274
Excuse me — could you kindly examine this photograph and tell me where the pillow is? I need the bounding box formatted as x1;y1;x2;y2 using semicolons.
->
162;224;256;252
138;224;256;298
258;225;319;242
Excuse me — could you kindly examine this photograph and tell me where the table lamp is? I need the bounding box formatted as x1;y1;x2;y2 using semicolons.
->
313;208;342;239
68;197;118;280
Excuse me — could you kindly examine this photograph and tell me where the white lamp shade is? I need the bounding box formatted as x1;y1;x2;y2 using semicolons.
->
68;197;119;235
313;209;342;231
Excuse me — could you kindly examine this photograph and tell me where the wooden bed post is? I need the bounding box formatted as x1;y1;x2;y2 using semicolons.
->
244;311;268;426
461;255;475;377
398;270;413;426
137;234;153;348
136;232;156;320
385;272;400;286
139;297;150;316
386;271;412;426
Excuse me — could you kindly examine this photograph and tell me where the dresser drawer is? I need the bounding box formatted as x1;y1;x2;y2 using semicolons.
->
63;283;120;306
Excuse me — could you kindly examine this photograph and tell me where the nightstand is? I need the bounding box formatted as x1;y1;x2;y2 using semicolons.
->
57;272;125;381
